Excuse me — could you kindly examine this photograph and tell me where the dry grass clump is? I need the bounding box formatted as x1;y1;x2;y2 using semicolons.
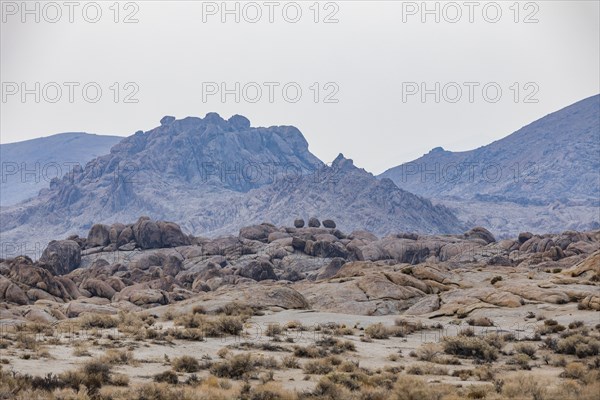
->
216;302;260;317
265;323;285;337
100;349;136;365
174;313;245;337
166;327;204;341
303;358;336;375
394;318;426;335
14;332;39;350
508;353;532;370
568;320;585;330
281;355;300;368
293;345;326;358
556;334;600;358
19;322;54;335
514;343;538;359
536;319;567;335
172;355;201;373
285;320;306;330
292;337;355;360
210;353;278;380
391;375;453;400
315;336;356;354
415;343;442;362
442;333;502;362
153;369;178;384
467;317;495;327
103;379;239;400
58;359;115;395
79;313;119;329
73;344;91;357
228;341;287;352
560;361;588;380
364;323;392;339
406;363;448;376
117;311;155;335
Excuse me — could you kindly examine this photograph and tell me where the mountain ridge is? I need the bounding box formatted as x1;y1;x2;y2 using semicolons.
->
0;114;465;250
379;94;600;236
0;132;122;207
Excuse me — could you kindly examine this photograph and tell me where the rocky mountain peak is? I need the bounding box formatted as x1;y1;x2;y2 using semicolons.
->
0;114;466;247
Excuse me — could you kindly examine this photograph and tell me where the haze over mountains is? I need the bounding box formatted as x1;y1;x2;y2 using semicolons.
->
380;94;600;237
1;95;598;250
0;114;463;250
0;133;121;206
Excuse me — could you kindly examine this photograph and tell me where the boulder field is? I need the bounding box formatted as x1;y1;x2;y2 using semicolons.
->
1;217;598;324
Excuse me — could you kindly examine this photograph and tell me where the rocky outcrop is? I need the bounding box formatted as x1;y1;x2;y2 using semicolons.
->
1;221;599;319
39;240;81;275
238;260;278;281
87;224;111;248
239;224;278;242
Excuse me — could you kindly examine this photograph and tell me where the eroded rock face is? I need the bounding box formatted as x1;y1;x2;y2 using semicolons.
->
87;224;111;248
0;276;28;305
133;217;162;249
239;224;277;242
465;227;496;244
39;240;82;275
238;260;277;281
157;221;191;247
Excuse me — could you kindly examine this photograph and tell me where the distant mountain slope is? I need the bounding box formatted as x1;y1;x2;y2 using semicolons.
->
381;95;600;203
380;95;600;236
0;133;122;206
0;114;464;248
228;154;464;236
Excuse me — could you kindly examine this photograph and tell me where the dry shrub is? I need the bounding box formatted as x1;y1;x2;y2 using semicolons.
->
416;343;441;362
393;375;448;400
79;313;118;329
175;313;244;337
406;364;448;376
442;335;499;362
153;370;178;384
172;355;200;373
467;317;494;327
210;353;277;380
281;355;300;369
365;323;391;339
265;323;284;337
216;302;257;318
514;343;538;359
303;359;334;375
502;375;547;400
101;349;136;365
556;334;600;358
537;319;567;335
293;345;327;358
315;336;356;354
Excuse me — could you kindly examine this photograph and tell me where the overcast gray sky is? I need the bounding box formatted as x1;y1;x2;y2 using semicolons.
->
1;1;598;174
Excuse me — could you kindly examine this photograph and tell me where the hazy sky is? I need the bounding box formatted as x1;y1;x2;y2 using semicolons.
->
1;1;599;174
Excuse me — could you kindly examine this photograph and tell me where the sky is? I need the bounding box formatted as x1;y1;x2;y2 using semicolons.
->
1;0;599;174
